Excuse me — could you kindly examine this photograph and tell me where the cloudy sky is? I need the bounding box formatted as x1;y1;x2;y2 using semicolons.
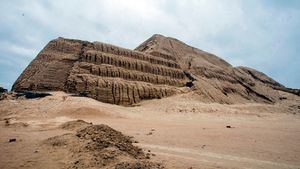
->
0;0;299;89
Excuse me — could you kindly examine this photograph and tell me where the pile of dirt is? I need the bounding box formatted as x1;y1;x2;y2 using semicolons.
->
45;120;163;169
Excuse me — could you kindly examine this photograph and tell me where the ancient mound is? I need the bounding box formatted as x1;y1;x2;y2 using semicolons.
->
13;37;186;105
12;34;299;105
45;121;163;168
135;34;300;104
59;119;92;131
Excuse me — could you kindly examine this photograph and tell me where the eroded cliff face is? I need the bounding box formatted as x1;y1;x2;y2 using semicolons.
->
12;37;188;105
13;34;299;105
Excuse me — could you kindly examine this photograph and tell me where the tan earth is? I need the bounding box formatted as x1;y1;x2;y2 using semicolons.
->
0;91;299;169
1;34;300;168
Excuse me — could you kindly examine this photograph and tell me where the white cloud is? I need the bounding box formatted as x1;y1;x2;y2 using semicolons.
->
0;0;299;88
0;41;37;59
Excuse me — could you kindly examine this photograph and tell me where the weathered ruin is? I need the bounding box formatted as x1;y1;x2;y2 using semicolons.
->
12;34;299;105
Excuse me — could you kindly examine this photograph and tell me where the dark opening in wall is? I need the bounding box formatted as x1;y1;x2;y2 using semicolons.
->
183;71;196;81
186;81;194;88
183;71;196;88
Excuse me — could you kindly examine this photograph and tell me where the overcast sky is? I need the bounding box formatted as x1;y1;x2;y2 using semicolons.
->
0;0;299;89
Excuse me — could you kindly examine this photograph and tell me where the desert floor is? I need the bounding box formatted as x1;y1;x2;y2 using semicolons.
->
0;92;300;169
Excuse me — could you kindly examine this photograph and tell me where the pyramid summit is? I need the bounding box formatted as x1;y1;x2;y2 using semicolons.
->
12;34;299;105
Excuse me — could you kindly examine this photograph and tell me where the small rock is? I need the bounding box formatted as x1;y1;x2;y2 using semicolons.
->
5;119;9;125
146;132;153;135
279;97;287;100
226;125;232;128
9;138;16;142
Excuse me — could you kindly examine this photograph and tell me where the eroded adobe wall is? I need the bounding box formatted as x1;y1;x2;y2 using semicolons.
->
13;38;188;105
12;38;85;91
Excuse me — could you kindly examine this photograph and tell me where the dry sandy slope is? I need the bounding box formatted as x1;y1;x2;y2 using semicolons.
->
0;92;300;169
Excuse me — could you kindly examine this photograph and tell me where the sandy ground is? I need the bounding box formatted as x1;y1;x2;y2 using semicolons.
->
0;92;300;169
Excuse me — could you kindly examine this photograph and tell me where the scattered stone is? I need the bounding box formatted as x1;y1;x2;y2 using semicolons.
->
279;97;287;100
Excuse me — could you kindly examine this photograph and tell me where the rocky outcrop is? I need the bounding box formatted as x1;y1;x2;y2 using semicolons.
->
12;34;299;105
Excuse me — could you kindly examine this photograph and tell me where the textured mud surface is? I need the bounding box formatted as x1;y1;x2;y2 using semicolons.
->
12;34;300;105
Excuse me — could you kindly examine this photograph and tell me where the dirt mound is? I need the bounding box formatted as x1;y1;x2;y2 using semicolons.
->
63;107;112;117
45;121;163;169
59;119;92;131
76;125;145;159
